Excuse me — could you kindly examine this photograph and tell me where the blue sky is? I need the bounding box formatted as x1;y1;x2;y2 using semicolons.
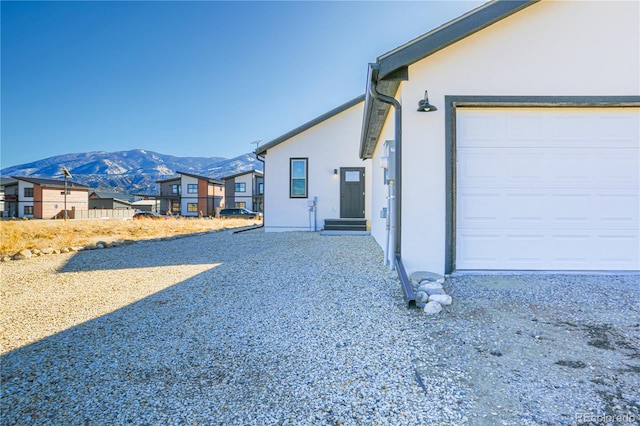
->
1;0;484;169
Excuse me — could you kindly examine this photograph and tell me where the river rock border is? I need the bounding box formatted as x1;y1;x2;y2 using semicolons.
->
409;271;452;315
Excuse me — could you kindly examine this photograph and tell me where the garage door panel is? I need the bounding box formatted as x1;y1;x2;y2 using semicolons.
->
456;107;640;271
599;192;639;227
457;150;505;184
458;229;639;270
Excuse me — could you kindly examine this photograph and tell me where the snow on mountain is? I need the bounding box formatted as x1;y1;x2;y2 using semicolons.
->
0;149;262;195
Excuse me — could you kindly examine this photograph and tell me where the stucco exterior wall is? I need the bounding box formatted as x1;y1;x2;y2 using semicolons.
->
41;187;88;219
370;116;397;253
264;101;372;232
373;0;640;274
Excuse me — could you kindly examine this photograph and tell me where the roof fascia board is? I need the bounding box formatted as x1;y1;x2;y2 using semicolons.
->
176;171;223;185
11;176;89;188
359;78;401;159
256;94;365;156
221;169;263;180
377;0;538;79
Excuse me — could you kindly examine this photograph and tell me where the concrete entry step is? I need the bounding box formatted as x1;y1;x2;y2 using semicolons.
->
324;218;367;231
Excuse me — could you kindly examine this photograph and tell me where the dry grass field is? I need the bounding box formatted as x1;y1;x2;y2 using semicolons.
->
0;217;261;256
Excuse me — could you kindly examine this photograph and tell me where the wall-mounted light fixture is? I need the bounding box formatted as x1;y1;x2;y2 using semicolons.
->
417;90;437;112
333;169;338;175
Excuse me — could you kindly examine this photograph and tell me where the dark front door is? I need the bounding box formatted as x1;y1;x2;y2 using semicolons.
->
340;167;365;218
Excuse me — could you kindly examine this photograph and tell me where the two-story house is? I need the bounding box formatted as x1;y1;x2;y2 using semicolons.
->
4;177;90;219
157;171;225;217
223;169;264;212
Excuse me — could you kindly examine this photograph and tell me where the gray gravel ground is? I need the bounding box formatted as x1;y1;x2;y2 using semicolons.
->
1;229;639;425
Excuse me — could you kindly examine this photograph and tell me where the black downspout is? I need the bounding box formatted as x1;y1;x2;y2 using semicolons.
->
369;69;416;308
254;152;266;230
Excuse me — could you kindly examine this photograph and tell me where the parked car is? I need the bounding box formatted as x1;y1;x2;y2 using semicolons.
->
219;208;263;220
133;211;168;220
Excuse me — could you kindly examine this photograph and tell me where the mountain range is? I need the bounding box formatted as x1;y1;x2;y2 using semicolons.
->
0;149;263;195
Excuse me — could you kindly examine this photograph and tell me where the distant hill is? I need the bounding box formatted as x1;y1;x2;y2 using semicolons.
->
0;149;263;195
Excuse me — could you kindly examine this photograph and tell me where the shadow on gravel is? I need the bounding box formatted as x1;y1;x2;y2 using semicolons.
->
1;265;228;424
1;231;413;425
57;231;264;273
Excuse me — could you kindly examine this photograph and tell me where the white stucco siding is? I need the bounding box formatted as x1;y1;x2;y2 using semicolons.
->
181;175;199;216
390;0;640;274
369;116;398;252
263;101;372;232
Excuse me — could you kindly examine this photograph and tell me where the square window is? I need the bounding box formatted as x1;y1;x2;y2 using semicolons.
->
24;206;34;215
235;182;246;192
235;201;246;208
24;187;34;198
187;203;198;212
187;184;198;194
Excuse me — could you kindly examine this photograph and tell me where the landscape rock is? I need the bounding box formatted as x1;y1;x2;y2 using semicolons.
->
40;248;55;255
415;291;429;304
13;250;33;260
418;282;443;292
423;301;443;315
409;271;445;284
425;287;446;296
60;247;70;253
2;255;13;262
429;294;453;306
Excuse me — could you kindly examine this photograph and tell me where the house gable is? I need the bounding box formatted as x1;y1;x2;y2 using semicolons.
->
360;0;537;159
363;0;639;278
259;97;371;232
257;95;365;157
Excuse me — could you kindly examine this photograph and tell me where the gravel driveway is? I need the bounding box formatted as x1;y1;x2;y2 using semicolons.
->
1;230;638;425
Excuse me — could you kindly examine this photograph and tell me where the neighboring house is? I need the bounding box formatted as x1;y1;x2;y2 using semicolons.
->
255;0;639;288
358;0;639;279
222;169;264;212
156;172;225;217
0;177;17;217
4;177;90;219
88;191;133;210
131;199;159;213
256;95;372;232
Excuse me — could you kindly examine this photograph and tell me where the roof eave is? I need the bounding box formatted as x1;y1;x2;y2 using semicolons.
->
358;0;538;160
377;0;538;79
256;94;366;156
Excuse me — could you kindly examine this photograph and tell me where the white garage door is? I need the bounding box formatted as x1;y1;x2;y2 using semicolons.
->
456;107;639;270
